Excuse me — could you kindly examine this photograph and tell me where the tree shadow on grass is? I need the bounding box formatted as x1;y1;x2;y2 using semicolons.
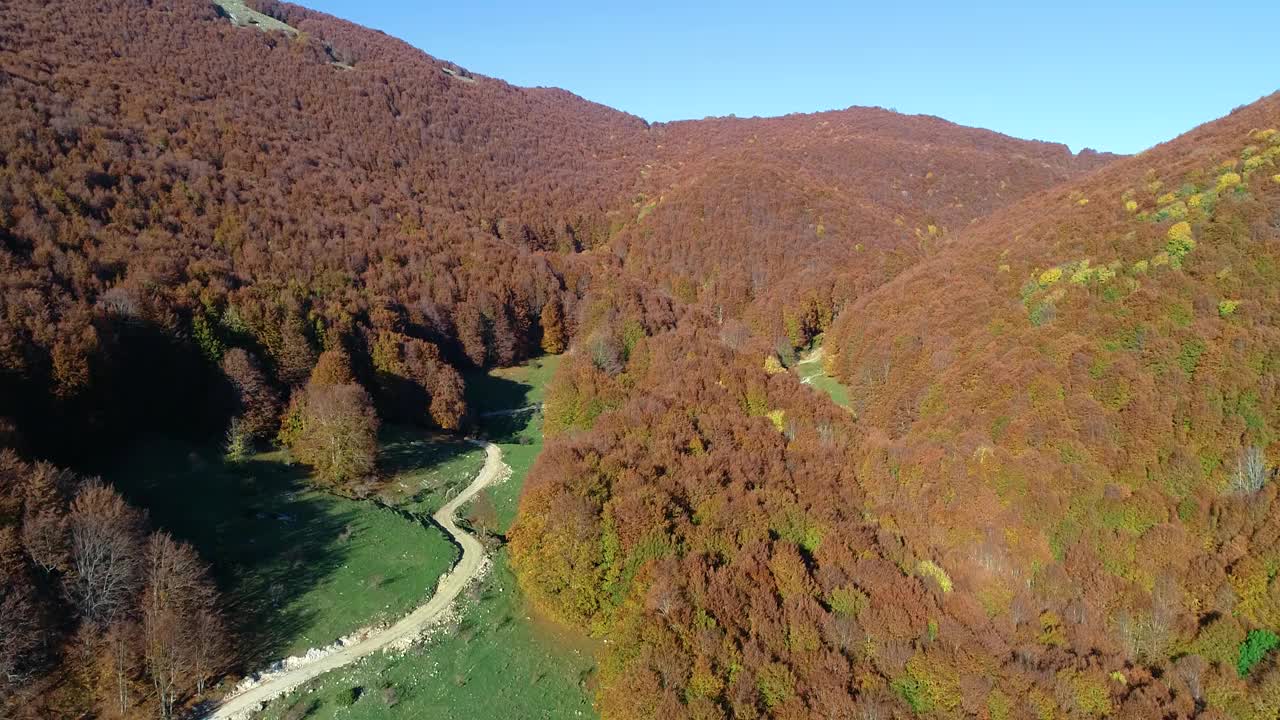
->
377;426;477;480
463;370;533;416
108;437;357;668
476;412;538;444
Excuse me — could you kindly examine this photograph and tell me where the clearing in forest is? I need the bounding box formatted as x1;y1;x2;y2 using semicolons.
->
108;439;456;666
795;336;853;410
257;354;598;720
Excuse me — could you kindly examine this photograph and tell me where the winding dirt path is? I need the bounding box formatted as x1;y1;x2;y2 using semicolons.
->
202;440;504;719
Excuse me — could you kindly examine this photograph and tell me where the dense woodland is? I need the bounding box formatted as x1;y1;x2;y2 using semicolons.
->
1;0;1275;718
513;101;1280;719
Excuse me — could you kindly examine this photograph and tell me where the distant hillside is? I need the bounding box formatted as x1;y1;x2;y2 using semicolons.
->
0;0;1104;463
609;107;1114;344
513;95;1280;719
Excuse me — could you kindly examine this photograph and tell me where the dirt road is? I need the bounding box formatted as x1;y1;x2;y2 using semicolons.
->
202;440;505;719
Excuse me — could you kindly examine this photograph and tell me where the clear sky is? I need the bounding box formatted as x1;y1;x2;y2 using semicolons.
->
300;1;1278;155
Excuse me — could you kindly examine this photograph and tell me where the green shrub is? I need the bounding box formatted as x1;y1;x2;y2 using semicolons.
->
192;311;225;362
988;689;1012;720
1069;259;1094;285
893;654;963;714
893;675;930;713
1216;171;1243;191
1237;629;1280;677
1100;501;1161;537
1189;616;1245;667
917;560;953;593
756;662;796;709
1153;201;1187;222
1177;339;1205;374
828;585;869;617
1029;302;1055;327
1166;222;1196;266
1020;278;1041;302
338;686;362;706
1070;672;1113;716
223;418;251;461
1219;299;1240;317
772;507;824;553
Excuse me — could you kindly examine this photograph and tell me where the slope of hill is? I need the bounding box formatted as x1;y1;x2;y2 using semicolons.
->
0;0;1105;460
0;0;656;464
512;97;1280;719
821;95;1280;715
611;108;1114;345
0;0;1204;718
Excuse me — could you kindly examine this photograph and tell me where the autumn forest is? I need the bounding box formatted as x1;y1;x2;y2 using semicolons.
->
1;1;1278;719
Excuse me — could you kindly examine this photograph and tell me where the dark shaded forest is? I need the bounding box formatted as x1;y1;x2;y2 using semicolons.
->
7;0;1274;718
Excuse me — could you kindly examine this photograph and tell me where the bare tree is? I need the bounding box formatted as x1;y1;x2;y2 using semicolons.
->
191;608;228;696
21;462;71;573
1173;654;1207;703
142;532;223;718
0;528;42;685
66;481;144;626
101;620;141;718
1230;445;1269;494
144;599;184;720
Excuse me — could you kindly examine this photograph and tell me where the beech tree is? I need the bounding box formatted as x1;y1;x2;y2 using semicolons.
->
143;533;221;720
20;462;70;573
0;528;43;685
368;331;467;429
66;481;144;627
540;299;567;354
309;346;355;387
274;318;319;389
289;383;380;490
98;620;141;719
220;348;281;441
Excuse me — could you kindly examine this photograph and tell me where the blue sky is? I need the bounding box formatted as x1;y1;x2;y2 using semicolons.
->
301;1;1278;154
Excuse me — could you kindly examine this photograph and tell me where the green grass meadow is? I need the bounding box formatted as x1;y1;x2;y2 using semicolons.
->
108;441;456;664
376;428;486;517
795;336;853;410
252;353;598;719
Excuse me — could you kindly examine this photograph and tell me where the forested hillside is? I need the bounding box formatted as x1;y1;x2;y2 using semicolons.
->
10;0;1259;718
514;98;1280;718
619;110;1113;344
0;0;1105;466
0;0;661;467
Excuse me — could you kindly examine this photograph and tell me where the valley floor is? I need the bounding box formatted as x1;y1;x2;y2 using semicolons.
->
254;355;597;720
109;440;459;666
112;355;595;719
795;336;853;411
